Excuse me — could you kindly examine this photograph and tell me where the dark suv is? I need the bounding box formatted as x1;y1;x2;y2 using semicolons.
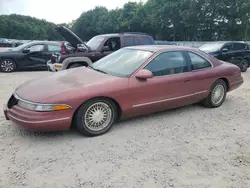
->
47;26;156;71
199;41;250;72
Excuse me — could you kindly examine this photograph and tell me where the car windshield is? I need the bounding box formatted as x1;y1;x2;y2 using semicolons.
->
91;48;153;77
199;43;224;52
86;36;105;50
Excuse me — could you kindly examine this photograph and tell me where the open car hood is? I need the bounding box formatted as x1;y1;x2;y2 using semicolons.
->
56;26;90;51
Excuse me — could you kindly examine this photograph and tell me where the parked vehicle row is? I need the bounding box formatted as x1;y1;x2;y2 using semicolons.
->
199;41;250;72
3;45;243;136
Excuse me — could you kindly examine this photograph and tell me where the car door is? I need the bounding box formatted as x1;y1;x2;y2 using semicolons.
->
22;44;46;69
93;37;121;62
184;51;214;102
219;42;235;62
127;51;196;116
46;44;61;62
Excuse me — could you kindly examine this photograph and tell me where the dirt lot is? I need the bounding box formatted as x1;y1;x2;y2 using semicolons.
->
0;71;250;188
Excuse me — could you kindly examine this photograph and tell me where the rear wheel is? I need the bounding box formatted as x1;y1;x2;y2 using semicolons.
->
0;59;16;72
202;79;227;108
75;98;118;136
239;59;249;72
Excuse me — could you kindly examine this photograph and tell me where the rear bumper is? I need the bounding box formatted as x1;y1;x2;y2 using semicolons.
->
228;79;244;91
3;104;72;132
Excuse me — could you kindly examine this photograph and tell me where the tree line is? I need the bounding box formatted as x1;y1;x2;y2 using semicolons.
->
0;0;250;41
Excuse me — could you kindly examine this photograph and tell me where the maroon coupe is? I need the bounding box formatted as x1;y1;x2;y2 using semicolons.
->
3;45;243;136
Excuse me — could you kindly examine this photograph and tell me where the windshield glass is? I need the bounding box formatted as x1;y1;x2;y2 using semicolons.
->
10;42;30;51
199;43;224;52
91;48;153;77
86;36;105;50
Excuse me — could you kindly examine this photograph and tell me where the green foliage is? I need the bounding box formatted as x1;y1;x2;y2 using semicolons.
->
0;0;250;41
72;0;250;41
0;14;62;40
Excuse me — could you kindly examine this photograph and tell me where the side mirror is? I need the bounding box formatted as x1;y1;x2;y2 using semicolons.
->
22;48;30;53
135;69;153;80
101;46;110;52
221;48;229;53
77;44;86;52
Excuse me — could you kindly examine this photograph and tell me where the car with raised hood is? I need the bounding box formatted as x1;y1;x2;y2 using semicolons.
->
199;41;250;72
47;26;156;72
0;41;72;72
3;45;243;137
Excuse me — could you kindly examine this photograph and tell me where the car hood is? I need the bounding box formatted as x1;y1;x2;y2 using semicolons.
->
56;26;90;50
15;67;120;103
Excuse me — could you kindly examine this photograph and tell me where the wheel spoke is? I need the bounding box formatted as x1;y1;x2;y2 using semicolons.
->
84;102;112;132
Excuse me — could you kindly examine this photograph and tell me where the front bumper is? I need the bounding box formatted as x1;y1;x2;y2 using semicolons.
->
3;104;72;132
46;60;63;72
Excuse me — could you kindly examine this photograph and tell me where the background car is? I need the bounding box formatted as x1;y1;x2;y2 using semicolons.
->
199;41;250;72
0;41;64;72
47;26;156;71
3;45;243;137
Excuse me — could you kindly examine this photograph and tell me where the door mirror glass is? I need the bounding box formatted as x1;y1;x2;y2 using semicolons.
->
135;69;153;80
22;48;30;53
221;48;229;53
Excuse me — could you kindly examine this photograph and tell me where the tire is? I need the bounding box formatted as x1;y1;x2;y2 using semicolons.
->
239;59;249;72
68;63;84;69
202;79;227;108
0;59;17;72
75;98;118;137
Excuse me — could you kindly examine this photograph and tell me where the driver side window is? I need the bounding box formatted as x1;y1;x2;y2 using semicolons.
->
221;43;232;51
29;44;45;52
144;51;188;76
103;37;121;52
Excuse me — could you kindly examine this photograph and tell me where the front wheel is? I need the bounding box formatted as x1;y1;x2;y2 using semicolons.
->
202;79;227;108
75;98;118;136
0;59;17;72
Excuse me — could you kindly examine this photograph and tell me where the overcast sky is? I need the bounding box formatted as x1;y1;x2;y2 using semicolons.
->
0;0;146;24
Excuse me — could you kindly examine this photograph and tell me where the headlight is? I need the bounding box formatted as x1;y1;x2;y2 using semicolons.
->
17;100;71;112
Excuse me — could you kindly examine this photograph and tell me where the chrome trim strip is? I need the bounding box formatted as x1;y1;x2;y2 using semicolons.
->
8;114;70;124
13;93;72;109
132;90;208;108
231;80;243;85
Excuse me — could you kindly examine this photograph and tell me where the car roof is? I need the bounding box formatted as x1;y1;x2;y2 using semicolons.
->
96;33;152;38
125;45;197;53
25;41;61;46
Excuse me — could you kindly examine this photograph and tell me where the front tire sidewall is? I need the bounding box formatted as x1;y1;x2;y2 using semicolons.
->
0;59;16;73
75;99;118;136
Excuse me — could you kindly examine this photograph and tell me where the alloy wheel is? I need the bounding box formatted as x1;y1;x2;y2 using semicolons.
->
211;84;225;105
0;60;15;72
84;102;112;132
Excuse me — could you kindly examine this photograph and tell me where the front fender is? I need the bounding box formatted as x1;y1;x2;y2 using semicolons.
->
62;57;93;69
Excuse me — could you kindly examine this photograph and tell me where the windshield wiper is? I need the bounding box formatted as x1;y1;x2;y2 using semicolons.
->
88;65;107;74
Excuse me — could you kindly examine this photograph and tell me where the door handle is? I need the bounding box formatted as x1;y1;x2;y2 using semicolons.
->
184;80;191;83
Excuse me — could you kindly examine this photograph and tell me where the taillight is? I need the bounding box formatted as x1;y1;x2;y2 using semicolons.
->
61;42;66;55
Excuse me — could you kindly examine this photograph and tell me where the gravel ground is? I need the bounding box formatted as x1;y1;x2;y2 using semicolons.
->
0;71;250;188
